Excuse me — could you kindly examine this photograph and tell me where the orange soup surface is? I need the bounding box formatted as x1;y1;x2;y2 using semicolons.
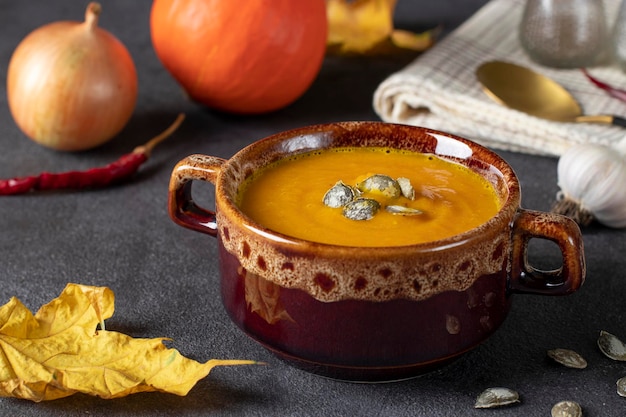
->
237;147;502;247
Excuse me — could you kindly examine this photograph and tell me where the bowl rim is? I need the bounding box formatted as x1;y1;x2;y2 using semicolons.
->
215;121;520;255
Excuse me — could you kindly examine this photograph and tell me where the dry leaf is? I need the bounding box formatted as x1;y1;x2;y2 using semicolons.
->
326;0;435;55
241;267;295;325
74;284;114;330
0;283;257;402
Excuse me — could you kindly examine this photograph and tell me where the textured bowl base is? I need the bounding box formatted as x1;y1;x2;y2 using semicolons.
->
260;342;470;383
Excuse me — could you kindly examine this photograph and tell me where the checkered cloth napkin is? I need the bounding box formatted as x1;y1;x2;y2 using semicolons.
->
373;0;626;157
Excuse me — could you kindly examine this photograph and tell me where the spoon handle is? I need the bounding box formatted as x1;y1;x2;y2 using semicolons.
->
611;116;626;128
576;115;626;128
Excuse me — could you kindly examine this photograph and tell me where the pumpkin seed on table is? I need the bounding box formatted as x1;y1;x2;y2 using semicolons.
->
474;387;520;409
547;348;588;369
617;376;626;397
615;376;626;397
551;400;583;417
597;330;626;361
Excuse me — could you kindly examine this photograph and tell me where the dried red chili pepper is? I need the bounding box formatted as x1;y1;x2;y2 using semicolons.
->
582;68;626;103
0;114;185;195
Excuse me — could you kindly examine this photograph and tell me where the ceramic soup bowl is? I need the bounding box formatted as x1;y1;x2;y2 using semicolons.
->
168;122;585;382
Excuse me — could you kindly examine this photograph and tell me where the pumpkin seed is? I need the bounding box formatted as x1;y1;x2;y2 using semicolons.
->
323;181;356;208
597;330;626;361
357;174;401;198
342;198;380;221
551;400;582;417
547;348;587;369
474;387;520;409
396;177;415;200
617;376;626;397
385;205;423;216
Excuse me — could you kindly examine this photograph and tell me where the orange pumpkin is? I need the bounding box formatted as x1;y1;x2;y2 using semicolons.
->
150;0;328;114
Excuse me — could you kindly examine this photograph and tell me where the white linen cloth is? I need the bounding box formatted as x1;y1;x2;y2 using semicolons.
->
373;0;626;156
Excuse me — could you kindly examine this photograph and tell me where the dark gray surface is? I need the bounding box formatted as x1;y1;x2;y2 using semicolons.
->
1;1;625;416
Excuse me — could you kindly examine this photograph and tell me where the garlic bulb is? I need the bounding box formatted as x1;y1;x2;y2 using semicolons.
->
553;142;626;228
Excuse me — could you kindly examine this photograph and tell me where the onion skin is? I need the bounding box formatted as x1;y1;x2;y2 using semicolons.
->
7;2;137;152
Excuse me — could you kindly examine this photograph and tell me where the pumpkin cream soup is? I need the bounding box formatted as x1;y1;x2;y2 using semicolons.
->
237;147;501;247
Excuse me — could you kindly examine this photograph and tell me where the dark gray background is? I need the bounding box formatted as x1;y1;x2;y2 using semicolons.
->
1;1;625;416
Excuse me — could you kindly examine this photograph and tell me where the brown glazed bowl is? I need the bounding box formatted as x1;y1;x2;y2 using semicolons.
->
168;122;585;382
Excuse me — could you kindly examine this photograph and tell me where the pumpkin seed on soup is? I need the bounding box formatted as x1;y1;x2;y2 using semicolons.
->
323;180;357;208
397;176;415;200
385;205;423;216
357;174;402;198
343;198;380;221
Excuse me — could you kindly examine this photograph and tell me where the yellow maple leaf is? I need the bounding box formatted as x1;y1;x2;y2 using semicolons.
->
326;0;436;55
0;283;257;402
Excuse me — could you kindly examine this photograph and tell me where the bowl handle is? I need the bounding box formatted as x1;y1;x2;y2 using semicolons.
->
168;154;226;237
509;209;585;295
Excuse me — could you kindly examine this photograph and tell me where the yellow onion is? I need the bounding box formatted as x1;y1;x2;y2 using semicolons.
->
7;2;137;152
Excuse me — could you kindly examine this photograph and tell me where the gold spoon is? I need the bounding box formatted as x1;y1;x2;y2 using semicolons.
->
476;60;626;127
